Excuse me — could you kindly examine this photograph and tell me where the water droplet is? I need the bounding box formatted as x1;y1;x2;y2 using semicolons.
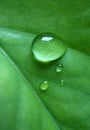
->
56;64;63;73
60;80;64;86
40;81;49;91
32;33;67;63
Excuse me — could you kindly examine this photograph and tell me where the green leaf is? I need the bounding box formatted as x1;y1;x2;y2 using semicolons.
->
0;28;90;130
0;0;90;130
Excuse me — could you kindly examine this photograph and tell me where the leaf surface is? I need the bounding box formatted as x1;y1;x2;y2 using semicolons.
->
0;0;90;130
0;28;90;130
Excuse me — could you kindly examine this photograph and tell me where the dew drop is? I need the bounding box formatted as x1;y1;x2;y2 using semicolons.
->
56;64;63;73
40;81;49;91
32;33;67;63
60;80;64;86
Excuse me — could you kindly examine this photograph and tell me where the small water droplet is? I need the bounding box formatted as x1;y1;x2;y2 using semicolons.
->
56;64;63;73
40;81;49;91
32;33;67;63
60;80;64;86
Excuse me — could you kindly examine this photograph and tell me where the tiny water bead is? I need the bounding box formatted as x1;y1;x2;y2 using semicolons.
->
56;64;63;73
60;80;64;86
32;33;67;63
40;81;49;91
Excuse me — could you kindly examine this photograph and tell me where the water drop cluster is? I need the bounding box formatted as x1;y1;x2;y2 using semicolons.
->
32;33;66;91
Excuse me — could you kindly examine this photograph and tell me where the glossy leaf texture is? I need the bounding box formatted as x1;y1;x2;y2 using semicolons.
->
0;0;90;130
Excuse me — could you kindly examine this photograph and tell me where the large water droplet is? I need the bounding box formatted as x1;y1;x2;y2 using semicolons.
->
32;33;67;63
40;81;49;91
56;64;63;73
